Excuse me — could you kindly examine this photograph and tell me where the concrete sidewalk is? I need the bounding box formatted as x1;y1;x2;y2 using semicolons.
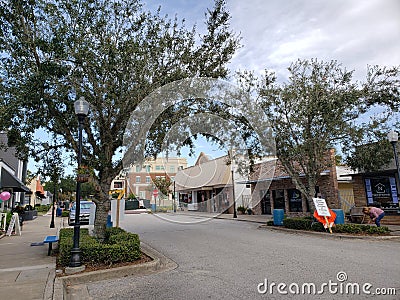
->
0;214;63;300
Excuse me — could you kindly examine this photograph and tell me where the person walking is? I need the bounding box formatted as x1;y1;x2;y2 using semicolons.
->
363;206;385;227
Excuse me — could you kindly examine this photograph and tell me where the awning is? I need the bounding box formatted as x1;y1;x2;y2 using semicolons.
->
1;167;30;192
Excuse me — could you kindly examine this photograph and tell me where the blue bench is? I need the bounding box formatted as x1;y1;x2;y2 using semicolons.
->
43;235;59;256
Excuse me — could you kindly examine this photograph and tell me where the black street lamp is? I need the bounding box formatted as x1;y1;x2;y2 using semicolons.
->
69;97;89;268
230;150;237;218
388;130;400;187
50;182;56;228
173;180;176;213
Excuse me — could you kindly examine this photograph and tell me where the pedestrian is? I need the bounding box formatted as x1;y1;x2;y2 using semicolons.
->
363;206;385;227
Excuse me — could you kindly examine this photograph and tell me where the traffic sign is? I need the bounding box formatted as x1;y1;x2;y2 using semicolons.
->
153;189;158;197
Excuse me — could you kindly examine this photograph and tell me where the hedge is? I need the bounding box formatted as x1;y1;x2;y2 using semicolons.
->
282;217;389;235
57;227;141;267
283;217;313;230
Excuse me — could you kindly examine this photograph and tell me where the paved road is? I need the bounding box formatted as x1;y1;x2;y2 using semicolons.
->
87;213;400;299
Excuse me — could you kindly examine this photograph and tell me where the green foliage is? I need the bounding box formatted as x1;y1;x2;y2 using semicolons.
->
237;206;246;213
332;224;389;235
252;59;400;208
266;220;274;226
283;218;313;230
0;0;240;239
282;217;390;235
61;210;69;217
57;227;141;267
36;205;51;213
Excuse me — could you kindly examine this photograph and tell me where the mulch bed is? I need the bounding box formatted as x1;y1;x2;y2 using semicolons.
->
56;252;153;276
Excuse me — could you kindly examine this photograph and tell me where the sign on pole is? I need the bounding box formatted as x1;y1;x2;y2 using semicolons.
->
153;189;158;197
313;198;331;217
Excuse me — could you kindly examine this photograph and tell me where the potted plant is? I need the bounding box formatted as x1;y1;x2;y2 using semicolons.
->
237;206;246;214
76;165;92;183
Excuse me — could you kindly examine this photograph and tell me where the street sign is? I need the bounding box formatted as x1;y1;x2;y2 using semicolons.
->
153;189;158;197
312;198;331;217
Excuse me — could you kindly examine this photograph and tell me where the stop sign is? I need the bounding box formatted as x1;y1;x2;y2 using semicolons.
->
153;189;158;197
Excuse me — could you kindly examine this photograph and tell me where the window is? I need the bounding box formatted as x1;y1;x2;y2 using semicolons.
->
288;189;302;212
155;165;165;171
146;176;151;183
139;191;145;199
113;181;123;189
145;165;151;172
170;166;175;172
136;176;141;183
136;165;141;172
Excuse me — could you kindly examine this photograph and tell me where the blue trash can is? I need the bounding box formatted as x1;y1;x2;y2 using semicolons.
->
151;204;156;212
332;209;345;224
106;214;113;228
273;209;284;226
56;207;62;217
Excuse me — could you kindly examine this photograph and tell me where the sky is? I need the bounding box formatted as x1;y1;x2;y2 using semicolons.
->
146;0;400;80
29;0;400;173
145;0;400;165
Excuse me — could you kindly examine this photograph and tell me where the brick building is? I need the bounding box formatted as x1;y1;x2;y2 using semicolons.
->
249;149;340;216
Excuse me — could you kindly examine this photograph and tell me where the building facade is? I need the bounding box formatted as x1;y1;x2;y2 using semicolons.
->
175;153;251;213
111;157;188;205
250;149;341;216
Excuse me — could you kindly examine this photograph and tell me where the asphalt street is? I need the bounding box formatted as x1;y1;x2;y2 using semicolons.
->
86;213;400;300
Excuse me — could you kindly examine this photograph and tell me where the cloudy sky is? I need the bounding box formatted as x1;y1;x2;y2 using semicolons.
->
146;0;400;80
143;0;400;164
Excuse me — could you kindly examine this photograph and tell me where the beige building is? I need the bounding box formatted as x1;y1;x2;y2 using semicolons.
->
175;153;251;213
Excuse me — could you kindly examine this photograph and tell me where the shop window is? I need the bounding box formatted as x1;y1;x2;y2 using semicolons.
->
272;189;285;210
288;189;302;212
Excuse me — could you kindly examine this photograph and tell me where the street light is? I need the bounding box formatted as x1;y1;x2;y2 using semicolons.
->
70;97;89;268
50;181;56;228
230;149;237;218
173;180;176;213
388;130;400;187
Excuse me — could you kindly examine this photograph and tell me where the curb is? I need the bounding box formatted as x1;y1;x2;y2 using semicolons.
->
259;225;400;240
53;242;177;300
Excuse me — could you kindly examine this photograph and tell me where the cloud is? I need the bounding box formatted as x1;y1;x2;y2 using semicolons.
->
226;0;400;80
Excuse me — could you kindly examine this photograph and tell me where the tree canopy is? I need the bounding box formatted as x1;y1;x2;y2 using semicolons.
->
0;0;240;238
247;59;399;208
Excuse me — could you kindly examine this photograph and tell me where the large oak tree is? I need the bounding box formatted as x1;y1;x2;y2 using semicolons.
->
0;0;240;239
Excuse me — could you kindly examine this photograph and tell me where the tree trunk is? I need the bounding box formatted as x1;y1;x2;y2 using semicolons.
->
93;197;110;242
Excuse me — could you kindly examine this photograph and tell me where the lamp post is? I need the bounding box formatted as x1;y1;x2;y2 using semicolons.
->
70;97;89;268
388;130;400;187
230;149;237;218
173;180;176;213
49;180;56;228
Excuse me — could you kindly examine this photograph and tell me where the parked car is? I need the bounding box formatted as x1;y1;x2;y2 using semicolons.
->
68;201;95;226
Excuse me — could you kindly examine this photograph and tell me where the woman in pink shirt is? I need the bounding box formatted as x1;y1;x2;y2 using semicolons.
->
363;206;385;227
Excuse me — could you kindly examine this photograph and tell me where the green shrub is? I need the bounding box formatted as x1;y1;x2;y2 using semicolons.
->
283;217;312;230
237;206;246;213
332;224;389;235
61;210;69;217
266;220;274;226
57;227;141;267
311;222;326;232
36;205;51;213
